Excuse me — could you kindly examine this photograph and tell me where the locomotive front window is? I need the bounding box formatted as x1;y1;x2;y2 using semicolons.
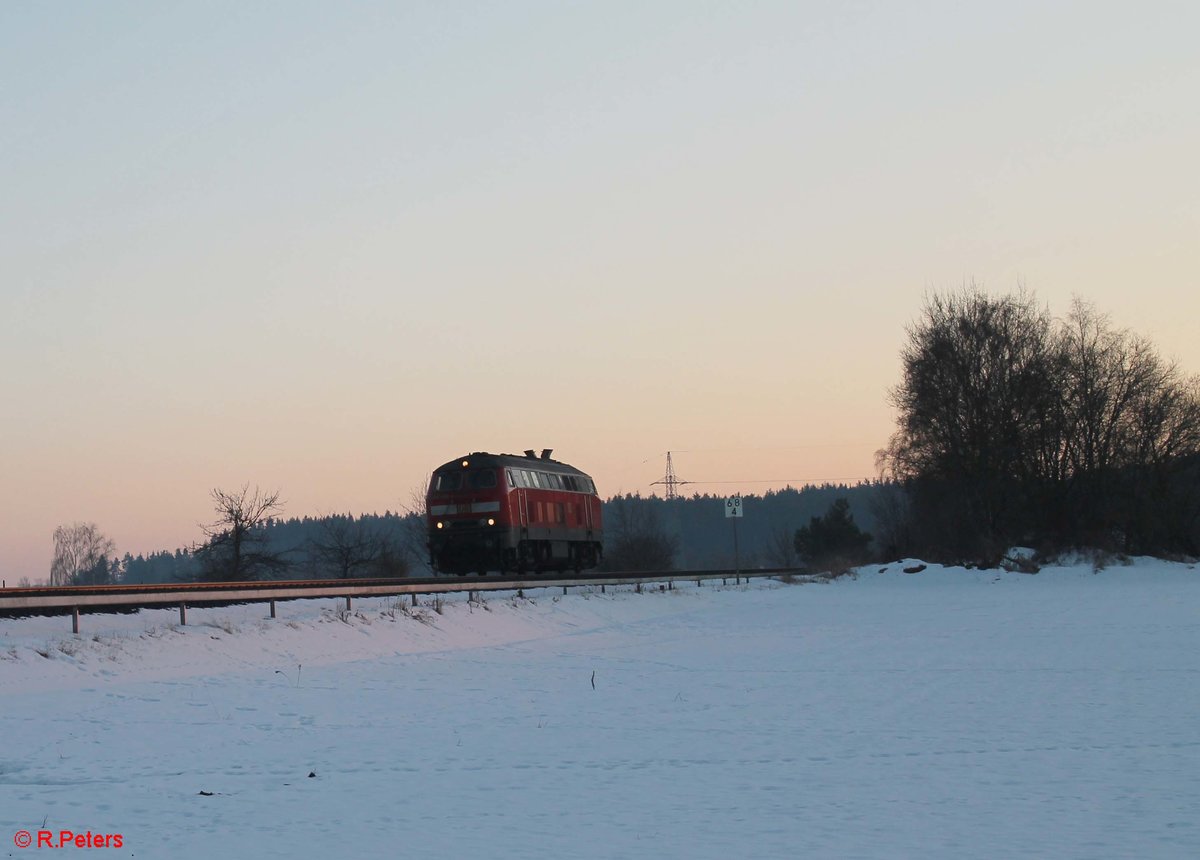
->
433;472;462;492
469;469;497;489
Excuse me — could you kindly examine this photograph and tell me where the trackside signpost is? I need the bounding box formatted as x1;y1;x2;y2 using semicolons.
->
725;495;743;584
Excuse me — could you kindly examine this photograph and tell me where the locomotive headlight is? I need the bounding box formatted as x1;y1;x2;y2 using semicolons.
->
462;459;469;467
487;518;495;526
436;521;444;529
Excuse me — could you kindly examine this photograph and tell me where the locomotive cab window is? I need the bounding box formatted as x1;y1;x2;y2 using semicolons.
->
469;469;497;489
432;473;462;492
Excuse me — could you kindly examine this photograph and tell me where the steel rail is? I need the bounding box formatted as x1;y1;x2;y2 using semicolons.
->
0;569;813;631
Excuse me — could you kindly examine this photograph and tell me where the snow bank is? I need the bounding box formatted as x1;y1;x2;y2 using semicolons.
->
2;562;1197;859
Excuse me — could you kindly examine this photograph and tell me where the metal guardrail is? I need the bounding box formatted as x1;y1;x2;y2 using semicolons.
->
0;569;812;633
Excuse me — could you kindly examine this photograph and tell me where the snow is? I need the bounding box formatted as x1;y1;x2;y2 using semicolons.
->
2;560;1198;858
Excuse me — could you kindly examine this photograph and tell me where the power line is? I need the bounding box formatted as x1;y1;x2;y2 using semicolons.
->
684;478;875;485
667;443;880;453
642;450;877;496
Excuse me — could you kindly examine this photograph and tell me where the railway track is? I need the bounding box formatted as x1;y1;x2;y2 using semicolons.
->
0;568;813;633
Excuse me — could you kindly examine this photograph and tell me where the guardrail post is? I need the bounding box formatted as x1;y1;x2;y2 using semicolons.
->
636;582;642;594
411;594;418;607
345;596;352;611
601;584;605;594
179;603;187;626
668;580;673;590
72;607;80;635
563;586;568;596
270;600;276;619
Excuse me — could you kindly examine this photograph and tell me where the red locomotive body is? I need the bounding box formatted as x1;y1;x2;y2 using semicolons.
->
426;450;604;575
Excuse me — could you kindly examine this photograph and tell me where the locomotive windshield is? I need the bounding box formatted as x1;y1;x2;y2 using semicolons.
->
469;469;497;488
431;469;497;493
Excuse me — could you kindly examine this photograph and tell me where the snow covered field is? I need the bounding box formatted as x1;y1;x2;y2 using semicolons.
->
2;561;1198;859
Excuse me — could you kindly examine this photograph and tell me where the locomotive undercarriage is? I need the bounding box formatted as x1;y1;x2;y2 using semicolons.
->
432;529;601;576
511;538;601;575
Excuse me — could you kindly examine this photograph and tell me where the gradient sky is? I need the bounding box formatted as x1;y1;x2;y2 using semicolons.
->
3;1;1197;582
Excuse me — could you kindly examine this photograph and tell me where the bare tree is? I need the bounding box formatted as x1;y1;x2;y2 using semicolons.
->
370;534;411;578
399;476;433;575
51;522;116;586
881;288;1059;560
310;514;382;579
763;523;801;568
599;495;678;571
194;485;288;582
866;480;916;561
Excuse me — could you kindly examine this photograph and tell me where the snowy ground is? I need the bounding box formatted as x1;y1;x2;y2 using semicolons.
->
2;560;1198;859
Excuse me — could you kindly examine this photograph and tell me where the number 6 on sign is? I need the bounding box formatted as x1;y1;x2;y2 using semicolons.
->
725;496;743;518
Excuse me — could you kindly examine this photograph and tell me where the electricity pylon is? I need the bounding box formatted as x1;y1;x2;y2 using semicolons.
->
651;451;691;500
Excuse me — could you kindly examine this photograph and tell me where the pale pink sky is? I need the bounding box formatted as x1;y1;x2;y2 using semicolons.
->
2;2;1197;582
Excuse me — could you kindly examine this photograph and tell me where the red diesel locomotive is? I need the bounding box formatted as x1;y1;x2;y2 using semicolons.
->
426;450;604;575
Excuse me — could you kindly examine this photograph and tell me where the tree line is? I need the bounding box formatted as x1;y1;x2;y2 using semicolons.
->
878;290;1200;564
48;483;884;585
47;290;1195;587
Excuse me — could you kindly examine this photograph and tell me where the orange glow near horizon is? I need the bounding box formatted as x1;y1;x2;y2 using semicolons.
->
2;3;1198;581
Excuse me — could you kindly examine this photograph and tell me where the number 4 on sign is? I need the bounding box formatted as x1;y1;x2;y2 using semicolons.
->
725;496;743;518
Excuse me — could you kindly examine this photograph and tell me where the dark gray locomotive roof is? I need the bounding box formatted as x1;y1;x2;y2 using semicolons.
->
434;451;593;479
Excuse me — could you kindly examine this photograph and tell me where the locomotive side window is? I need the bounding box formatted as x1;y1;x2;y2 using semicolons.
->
545;473;562;490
